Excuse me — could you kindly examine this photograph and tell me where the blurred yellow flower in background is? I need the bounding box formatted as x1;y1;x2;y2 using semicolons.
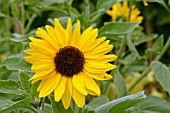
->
143;0;148;6
106;1;143;22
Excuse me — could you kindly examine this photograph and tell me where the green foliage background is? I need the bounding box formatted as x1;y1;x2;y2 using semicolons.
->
0;0;170;113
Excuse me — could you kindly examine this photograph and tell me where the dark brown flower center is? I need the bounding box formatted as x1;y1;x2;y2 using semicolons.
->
54;46;85;77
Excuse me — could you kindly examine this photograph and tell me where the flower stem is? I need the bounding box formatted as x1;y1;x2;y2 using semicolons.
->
38;98;45;113
128;36;170;91
115;0;134;64
21;2;25;35
24;13;37;34
85;0;90;19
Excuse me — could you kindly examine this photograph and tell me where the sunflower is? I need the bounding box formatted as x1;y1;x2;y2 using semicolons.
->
24;18;117;109
143;0;148;6
106;1;143;22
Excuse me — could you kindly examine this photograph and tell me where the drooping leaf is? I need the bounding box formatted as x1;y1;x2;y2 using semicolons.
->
95;91;146;113
0;80;20;94
151;61;170;94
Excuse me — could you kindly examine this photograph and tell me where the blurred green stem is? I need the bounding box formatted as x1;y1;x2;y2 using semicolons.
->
21;2;25;35
24;13;37;34
115;0;133;64
85;0;90;19
128;36;170;91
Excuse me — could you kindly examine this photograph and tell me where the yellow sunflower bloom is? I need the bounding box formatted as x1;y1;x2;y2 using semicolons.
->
106;1;143;22
143;0;148;6
24;18;117;109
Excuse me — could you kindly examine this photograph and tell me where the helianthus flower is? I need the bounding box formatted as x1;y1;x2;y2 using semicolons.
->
106;1;143;22
143;0;148;6
24;18;117;109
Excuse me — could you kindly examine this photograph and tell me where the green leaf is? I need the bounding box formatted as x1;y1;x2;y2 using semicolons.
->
97;0;116;10
99;22;141;36
90;9;105;22
151;61;170;94
114;69;128;98
10;4;19;17
49;95;74;113
87;95;109;110
44;103;53;113
0;80;20;94
151;35;164;52
134;34;158;46
119;53;137;65
95;91;146;113
1;57;31;72
0;97;33;112
127;34;140;58
19;70;31;93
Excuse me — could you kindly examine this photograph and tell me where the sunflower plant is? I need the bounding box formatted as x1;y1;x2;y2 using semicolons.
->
0;0;170;113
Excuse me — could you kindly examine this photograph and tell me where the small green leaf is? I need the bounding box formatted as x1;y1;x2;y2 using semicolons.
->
119;53;137;65
49;95;74;113
95;91;146;113
151;61;170;94
99;22;141;36
11;4;19;17
44;103;53;113
90;9;105;22
97;0;116;10
1;57;31;72
134;34;158;46
114;69;128;98
151;35;164;52
127;34;140;58
19;70;31;93
0;80;20;94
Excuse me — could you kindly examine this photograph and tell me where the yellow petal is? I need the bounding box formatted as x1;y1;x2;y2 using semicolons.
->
84;62;116;73
72;86;85;108
81;73;100;96
66;18;73;45
84;70;113;80
81;37;106;52
70;20;81;47
37;80;46;92
54;18;68;46
86;54;117;63
54;76;67;102
36;28;59;50
39;73;61;97
29;42;55;56
29;68;54;81
31;61;55;71
61;78;72;109
72;74;88;95
79;28;98;50
45;25;62;48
